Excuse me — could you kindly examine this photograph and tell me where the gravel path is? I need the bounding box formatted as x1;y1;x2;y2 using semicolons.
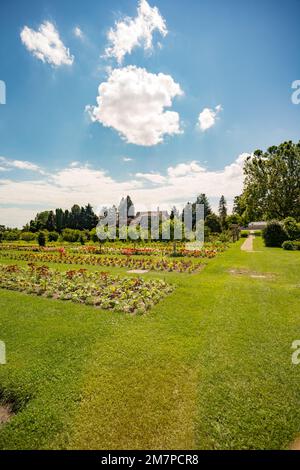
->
241;234;254;252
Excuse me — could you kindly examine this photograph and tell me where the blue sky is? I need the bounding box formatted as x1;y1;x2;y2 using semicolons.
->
1;0;300;227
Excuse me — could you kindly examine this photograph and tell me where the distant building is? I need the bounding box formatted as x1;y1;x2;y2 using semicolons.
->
131;210;169;228
248;221;267;230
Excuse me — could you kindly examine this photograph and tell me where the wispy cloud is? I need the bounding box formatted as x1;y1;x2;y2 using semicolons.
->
0;154;248;227
104;0;167;64
0;157;44;174
136;172;167;184
73;26;84;39
20;21;74;67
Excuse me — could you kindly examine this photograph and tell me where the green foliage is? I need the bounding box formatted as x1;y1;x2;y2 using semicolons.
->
226;214;242;226
205;213;222;233
240;141;300;221
61;228;81;243
90;228;99;243
37;231;46;247
2;229;20;241
240;230;250;238
282;240;300;251
283;217;300;240
262;221;288;247
219;231;231;243
218;195;227;227
20;231;36;242
282;240;296;250
25;204;99;233
79;234;86;245
48;231;59;242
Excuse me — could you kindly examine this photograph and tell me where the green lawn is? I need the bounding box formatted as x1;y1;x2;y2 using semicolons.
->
0;238;299;449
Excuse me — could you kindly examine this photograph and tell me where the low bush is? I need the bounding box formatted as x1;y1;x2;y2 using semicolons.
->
282;240;300;251
241;230;249;238
262;221;288;247
282;240;296;251
61;229;81;243
48;231;59;242
2;229;20;241
20;231;36;242
37;231;46;247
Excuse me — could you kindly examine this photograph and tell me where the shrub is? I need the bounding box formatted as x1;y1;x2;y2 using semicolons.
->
262;221;288;247
219;231;231;243
37;231;46;247
3;229;20;241
48;231;59;242
20;231;36;242
90;228;99;243
205;214;222;233
241;230;249;238
282;240;296;251
283;217;300;240
282;240;300;251
79;234;86;245
61;229;81;243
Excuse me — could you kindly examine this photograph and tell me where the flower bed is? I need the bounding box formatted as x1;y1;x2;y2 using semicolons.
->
0;264;174;315
0;251;202;273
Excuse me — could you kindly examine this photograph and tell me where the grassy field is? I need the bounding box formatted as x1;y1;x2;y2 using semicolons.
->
0;238;299;449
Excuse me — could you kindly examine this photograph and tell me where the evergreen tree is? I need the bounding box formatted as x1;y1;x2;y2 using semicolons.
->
170;206;179;220
70;205;81;229
46;211;56;232
55;208;64;233
218;195;227;227
195;194;212;220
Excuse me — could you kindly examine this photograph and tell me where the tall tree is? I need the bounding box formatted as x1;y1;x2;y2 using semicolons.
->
84;204;98;230
218;195;227;227
55;208;64;233
241;141;300;221
170;206;179;220
46;211;56;232
190;194;212;228
70;205;81;229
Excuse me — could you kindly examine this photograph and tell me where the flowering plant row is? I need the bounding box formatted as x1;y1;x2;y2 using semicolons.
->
0;251;202;273
0;264;174;315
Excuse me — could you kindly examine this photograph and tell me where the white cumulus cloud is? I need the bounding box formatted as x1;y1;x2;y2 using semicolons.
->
198;104;222;132
20;21;74;67
167;161;205;178
105;0;167;64
87;66;183;146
